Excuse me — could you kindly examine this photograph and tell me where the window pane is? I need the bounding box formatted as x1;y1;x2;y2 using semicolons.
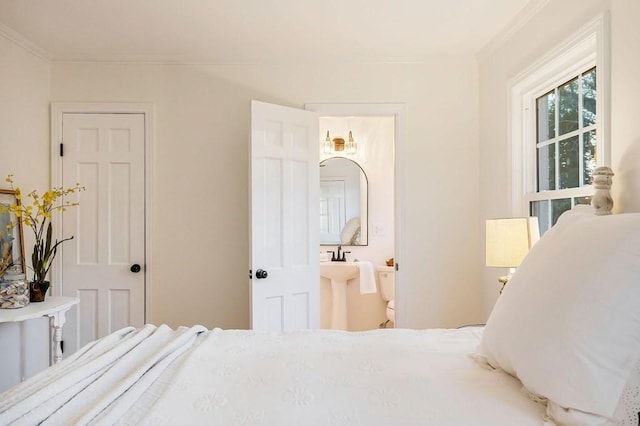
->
574;196;592;206
551;198;572;225
537;90;555;143
537;144;555;191
559;136;579;189
583;130;596;185
582;67;597;127
531;200;550;235
558;77;579;135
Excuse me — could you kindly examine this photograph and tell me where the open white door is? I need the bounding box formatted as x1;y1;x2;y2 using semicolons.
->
250;100;320;331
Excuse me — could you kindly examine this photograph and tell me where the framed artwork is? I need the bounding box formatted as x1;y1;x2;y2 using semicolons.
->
0;189;26;279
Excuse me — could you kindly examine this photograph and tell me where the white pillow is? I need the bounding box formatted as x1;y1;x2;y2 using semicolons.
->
340;217;361;245
479;208;640;425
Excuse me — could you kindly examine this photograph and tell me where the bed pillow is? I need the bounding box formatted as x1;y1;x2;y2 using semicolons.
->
479;208;640;425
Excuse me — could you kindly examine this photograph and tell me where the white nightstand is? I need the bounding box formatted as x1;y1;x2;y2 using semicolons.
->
0;296;79;364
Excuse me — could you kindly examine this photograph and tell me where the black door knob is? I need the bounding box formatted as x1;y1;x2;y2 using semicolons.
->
130;264;141;273
255;269;268;279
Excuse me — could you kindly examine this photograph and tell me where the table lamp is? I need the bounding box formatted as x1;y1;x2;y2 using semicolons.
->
486;217;540;292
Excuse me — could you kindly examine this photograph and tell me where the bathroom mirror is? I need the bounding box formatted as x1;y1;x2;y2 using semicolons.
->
319;157;368;246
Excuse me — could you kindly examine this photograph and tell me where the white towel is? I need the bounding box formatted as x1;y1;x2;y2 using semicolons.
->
357;261;377;294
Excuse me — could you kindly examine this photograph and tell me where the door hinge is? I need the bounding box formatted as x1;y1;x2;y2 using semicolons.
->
395;263;399;272
59;143;64;157
60;340;64;353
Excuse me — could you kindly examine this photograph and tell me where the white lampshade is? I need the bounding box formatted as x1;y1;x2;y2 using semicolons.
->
486;217;540;268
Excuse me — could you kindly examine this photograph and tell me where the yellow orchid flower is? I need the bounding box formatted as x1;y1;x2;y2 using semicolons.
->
2;174;85;284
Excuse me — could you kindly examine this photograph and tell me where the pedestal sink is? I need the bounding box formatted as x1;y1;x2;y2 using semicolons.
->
320;262;359;330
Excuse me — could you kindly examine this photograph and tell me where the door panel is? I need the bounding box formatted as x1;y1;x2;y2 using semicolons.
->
250;101;320;331
320;180;346;242
61;113;145;354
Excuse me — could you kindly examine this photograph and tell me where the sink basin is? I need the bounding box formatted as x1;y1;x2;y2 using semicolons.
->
320;262;359;282
320;262;360;330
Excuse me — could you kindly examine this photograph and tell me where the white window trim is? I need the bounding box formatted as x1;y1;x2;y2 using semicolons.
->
508;12;610;216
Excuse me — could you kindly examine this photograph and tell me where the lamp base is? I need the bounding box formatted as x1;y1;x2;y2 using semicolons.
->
498;273;514;294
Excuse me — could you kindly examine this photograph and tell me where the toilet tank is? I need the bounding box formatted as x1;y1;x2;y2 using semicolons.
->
377;266;395;302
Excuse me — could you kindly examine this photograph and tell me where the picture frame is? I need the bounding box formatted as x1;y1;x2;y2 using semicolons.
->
0;189;26;279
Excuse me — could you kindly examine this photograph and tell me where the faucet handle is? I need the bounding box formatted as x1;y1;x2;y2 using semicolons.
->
327;250;336;261
342;251;351;261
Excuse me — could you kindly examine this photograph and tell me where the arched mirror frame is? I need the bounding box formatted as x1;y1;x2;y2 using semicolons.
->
319;157;368;246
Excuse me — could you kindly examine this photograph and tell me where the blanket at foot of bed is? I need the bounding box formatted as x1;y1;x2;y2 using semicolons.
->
0;324;206;425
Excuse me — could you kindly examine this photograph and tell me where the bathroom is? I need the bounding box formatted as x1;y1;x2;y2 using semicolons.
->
318;115;395;331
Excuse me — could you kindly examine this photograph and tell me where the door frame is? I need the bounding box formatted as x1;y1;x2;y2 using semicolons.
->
305;103;406;327
50;102;155;322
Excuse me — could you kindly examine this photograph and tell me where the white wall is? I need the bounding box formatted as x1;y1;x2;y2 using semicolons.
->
610;0;640;212
49;58;482;330
478;0;640;317
0;34;51;391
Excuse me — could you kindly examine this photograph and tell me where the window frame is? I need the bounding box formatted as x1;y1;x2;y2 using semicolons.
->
508;14;610;221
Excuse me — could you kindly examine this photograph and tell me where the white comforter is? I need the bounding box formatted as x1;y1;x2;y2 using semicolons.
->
0;325;546;425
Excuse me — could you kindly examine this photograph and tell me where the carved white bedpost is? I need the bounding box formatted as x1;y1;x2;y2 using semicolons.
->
591;166;614;215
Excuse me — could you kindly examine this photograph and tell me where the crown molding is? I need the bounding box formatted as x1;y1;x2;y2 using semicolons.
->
476;0;551;62
0;22;52;62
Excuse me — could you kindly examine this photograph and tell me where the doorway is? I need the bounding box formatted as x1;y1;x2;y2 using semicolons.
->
307;103;404;330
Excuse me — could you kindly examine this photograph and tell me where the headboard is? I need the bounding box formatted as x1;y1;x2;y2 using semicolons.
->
591;165;614;215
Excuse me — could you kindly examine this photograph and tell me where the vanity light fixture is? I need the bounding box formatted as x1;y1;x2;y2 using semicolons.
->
345;131;357;154
323;131;333;155
322;130;358;155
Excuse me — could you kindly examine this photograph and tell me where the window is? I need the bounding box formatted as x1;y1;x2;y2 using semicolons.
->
529;67;597;233
510;15;609;235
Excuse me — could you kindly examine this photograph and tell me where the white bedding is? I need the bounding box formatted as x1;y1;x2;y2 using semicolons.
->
1;324;547;425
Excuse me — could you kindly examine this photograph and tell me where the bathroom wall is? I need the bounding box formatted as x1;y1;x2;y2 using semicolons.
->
319;116;394;330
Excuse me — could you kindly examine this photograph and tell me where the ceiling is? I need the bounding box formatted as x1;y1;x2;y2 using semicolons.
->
0;0;539;63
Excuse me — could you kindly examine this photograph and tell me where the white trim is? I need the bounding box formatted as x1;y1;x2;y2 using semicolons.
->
508;12;609;216
50;102;155;323
477;0;551;62
305;103;406;328
0;22;52;61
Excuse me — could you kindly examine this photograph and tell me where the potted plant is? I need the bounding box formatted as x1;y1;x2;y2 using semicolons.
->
2;175;84;302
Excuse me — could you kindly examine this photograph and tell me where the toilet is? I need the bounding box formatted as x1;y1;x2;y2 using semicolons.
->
377;265;395;325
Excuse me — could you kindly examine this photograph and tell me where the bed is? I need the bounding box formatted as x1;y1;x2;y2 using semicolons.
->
1;166;639;426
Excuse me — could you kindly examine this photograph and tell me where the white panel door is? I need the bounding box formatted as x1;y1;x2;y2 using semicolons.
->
60;113;145;354
251;100;320;331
